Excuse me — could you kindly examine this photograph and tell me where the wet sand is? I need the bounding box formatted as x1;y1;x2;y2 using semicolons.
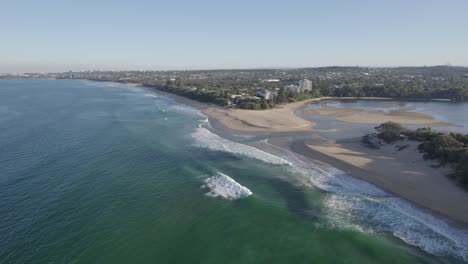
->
203;100;317;132
277;137;468;226
201;101;468;225
142;86;468;225
201;99;455;134
304;108;454;126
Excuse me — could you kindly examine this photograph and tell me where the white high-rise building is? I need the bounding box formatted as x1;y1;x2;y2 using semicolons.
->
299;79;312;92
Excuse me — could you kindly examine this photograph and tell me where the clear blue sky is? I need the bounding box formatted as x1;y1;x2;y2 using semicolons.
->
1;0;467;72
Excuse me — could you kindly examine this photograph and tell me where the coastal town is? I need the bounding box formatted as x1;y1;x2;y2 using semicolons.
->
2;66;468;109
4;0;468;263
3;66;468;227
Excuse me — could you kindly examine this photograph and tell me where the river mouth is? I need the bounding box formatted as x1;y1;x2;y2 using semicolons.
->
301;99;468;137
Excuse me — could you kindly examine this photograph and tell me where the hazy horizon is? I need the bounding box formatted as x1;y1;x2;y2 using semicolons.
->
2;0;468;73
3;63;468;74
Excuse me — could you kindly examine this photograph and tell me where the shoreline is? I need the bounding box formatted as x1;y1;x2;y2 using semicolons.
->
130;81;468;226
276;137;468;227
136;85;457;132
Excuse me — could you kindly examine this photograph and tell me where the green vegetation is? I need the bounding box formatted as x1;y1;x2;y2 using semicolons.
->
149;82;319;110
237;99;274;110
9;66;467;109
146;81;231;106
324;84;468;102
376;122;468;188
375;122;407;143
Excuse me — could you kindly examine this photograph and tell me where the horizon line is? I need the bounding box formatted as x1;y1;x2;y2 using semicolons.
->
2;64;468;74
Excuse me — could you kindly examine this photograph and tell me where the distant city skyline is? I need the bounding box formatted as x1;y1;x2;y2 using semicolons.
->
2;0;468;73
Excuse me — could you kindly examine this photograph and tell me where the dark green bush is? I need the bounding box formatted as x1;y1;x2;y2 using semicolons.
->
375;122;468;190
375;121;407;143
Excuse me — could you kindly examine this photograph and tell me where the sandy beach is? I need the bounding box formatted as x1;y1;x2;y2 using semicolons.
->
200;98;455;134
281;137;468;225
203;101;315;132
146;87;468;225
202;100;468;225
304;108;454;126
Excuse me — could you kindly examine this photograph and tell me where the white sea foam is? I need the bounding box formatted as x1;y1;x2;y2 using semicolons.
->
291;162;468;261
255;139;468;261
191;121;468;261
144;94;158;98
191;127;292;165
169;104;205;118
322;195;468;261
202;172;252;200
298;165;388;197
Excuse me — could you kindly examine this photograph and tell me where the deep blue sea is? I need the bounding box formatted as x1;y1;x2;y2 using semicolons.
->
1;79;467;263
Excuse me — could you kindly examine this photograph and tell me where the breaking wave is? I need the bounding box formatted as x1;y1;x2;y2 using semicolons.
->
322;195;468;261
168;104;205;118
290;155;468;262
202;172;252;200
191;125;468;261
191;127;292;165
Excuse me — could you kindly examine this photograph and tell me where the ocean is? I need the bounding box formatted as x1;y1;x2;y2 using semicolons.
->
1;79;467;263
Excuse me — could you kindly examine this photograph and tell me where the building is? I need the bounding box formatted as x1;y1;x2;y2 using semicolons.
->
256;89;273;100
285;84;300;92
299;79;312;92
261;79;280;83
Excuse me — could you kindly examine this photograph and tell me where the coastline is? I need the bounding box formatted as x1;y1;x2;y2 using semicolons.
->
274;137;468;227
135;82;468;226
155;92;456;132
203;101;317;132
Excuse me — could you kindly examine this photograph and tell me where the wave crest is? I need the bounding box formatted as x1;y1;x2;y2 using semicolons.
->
191;123;468;261
191;127;292;165
202;172;252;200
